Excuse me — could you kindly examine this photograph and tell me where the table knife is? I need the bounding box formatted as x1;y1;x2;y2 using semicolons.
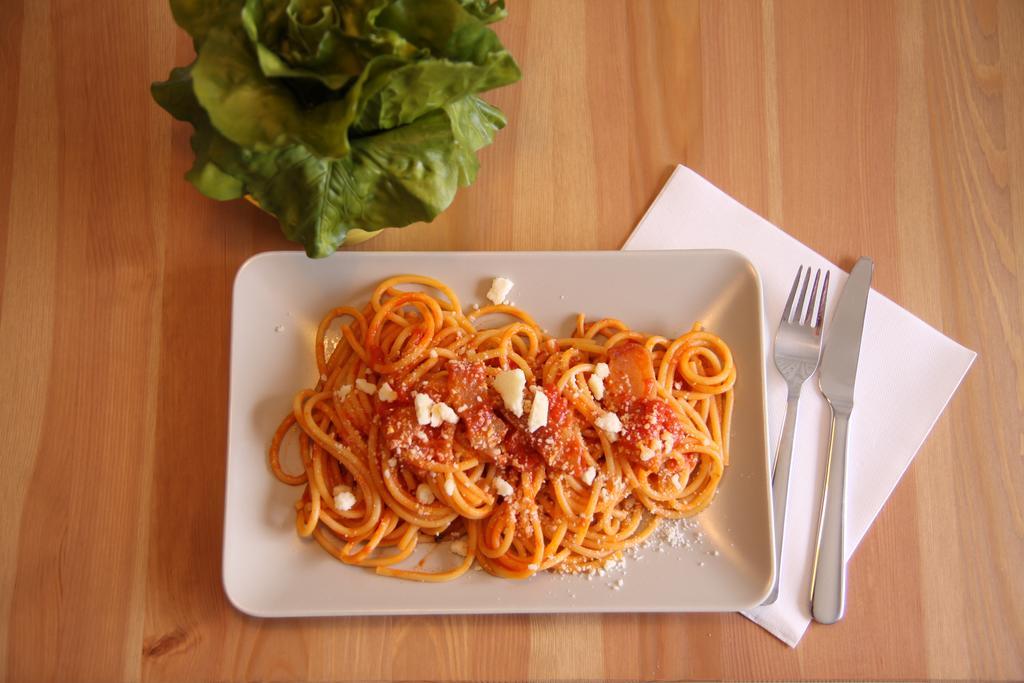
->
810;256;874;624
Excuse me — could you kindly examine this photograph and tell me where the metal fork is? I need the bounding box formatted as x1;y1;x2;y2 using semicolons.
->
762;266;830;605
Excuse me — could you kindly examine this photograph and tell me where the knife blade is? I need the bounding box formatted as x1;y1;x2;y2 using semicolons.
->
810;256;873;624
818;257;874;410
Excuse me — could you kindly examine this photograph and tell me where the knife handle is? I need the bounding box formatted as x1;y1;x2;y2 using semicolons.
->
811;407;849;624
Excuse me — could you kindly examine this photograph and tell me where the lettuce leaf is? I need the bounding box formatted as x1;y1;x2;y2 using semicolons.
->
153;0;519;256
192;26;368;157
152;64;247;200
170;0;243;43
154;65;505;256
240;0;411;91
457;0;507;24
242;96;505;256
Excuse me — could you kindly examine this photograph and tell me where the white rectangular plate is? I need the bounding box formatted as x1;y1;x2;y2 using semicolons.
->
225;250;773;616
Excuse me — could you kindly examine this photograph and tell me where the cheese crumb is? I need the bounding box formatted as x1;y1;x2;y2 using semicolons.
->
444;477;456;496
528;563;539;571
527;390;549;433
582;466;597;485
355;378;377;395
430;401;459;427
492;368;526;417
450;539;468;556
595;411;623;435
324;335;339;357
334;384;352;401
494;476;514;497
486;277;514;305
416;483;435;504
414;393;434;426
332;485;356;511
671;473;681;488
587;374;605;401
377;382;397;402
640;445;656;461
594;362;610;379
662;432;676;452
387;457;397;468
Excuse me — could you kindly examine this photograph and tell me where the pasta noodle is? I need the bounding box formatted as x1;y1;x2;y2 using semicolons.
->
269;275;736;581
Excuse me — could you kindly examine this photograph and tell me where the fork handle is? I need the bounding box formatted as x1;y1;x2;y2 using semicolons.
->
811;407;850;624
762;390;802;605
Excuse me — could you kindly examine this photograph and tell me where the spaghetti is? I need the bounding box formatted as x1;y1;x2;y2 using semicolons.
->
269;275;736;581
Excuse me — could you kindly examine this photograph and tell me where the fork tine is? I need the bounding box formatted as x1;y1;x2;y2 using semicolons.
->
814;271;830;333
793;266;812;323
803;269;822;325
782;266;803;322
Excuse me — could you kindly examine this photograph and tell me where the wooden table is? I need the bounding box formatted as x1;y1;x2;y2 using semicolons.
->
1;0;1021;680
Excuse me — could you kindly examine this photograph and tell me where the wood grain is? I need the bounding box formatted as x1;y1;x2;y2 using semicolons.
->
1;0;1022;680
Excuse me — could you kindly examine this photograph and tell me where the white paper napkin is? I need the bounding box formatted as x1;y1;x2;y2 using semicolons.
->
623;165;976;647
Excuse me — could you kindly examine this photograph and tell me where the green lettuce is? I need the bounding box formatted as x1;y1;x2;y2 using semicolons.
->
152;0;520;256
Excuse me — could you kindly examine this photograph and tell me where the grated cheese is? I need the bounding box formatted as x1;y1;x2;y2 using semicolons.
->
594;411;622;435
486;277;514;305
527;390;549;433
355;378;377;395
332;485;356;511
414;393;434;426
430;401;459;427
662;432;676;453
494;476;514;497
492;368;526;417
377;382;397;402
416;483;435;504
